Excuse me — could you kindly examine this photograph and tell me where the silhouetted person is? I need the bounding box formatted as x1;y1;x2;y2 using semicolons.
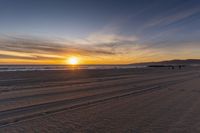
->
179;65;182;69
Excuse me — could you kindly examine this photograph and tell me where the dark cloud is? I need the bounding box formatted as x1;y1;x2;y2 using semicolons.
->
0;54;35;60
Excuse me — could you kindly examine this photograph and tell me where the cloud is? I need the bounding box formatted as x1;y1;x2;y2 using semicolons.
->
86;33;137;44
0;34;138;61
1;31;198;64
141;4;200;31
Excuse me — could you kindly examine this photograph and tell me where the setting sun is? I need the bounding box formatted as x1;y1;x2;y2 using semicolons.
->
67;57;79;65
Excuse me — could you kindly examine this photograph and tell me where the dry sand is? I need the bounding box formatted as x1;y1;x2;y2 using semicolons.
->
0;67;200;133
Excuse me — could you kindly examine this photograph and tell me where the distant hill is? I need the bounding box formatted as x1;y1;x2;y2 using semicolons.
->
130;59;200;66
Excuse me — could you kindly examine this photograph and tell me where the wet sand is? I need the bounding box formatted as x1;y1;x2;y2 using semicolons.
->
0;67;200;133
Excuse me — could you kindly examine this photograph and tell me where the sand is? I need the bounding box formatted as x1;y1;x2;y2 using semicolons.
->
0;67;200;133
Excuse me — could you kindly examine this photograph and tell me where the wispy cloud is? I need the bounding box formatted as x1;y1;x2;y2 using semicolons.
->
140;4;200;31
0;34;138;62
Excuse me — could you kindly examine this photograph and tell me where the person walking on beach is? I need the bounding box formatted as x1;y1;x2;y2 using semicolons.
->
179;65;182;69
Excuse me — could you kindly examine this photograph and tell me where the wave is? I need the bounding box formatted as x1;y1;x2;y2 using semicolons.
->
0;65;146;72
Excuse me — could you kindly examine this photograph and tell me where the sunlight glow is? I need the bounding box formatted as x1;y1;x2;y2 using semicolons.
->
67;57;79;65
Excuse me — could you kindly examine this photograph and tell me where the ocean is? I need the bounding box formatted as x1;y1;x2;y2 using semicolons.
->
0;65;146;72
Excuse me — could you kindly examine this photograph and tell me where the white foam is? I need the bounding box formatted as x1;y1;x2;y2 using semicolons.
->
0;65;146;72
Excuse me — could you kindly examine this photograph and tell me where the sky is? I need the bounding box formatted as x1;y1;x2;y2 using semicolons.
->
0;0;200;64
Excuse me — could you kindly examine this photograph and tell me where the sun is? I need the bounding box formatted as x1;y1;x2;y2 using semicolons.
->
67;57;79;65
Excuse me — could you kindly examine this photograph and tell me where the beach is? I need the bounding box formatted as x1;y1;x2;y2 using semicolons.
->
0;66;200;133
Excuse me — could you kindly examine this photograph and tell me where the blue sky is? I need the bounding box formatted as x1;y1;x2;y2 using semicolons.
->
0;0;199;64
